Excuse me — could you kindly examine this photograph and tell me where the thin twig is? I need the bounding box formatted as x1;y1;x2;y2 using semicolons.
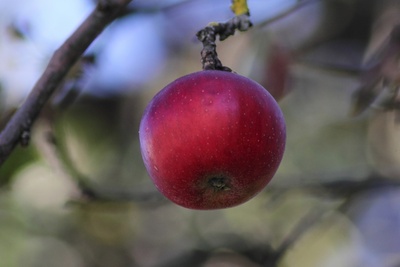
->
257;0;321;28
33;110;165;205
0;0;132;166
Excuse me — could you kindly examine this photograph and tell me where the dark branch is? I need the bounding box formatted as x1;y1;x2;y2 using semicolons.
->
196;14;252;71
273;175;400;198
0;0;132;166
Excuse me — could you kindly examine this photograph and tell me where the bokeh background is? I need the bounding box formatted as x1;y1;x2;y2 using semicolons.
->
1;0;400;266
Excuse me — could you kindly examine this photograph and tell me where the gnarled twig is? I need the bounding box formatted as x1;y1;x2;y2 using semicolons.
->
196;14;252;71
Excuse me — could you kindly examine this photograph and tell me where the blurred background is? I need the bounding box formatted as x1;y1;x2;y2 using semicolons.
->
1;0;400;266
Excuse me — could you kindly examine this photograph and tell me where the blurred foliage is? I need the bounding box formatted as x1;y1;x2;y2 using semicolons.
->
0;145;38;186
1;0;400;266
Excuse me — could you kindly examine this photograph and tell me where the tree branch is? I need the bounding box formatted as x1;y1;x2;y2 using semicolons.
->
0;0;132;166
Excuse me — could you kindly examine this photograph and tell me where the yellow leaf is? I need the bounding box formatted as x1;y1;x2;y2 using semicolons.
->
230;0;250;16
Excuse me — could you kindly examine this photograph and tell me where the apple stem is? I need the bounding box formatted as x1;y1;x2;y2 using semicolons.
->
196;14;252;71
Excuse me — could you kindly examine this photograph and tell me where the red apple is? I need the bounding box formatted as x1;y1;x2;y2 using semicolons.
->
139;70;286;209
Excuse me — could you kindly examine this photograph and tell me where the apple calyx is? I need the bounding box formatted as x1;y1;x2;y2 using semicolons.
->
208;176;231;192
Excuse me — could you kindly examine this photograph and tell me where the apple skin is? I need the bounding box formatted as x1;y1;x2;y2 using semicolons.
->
139;70;286;210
